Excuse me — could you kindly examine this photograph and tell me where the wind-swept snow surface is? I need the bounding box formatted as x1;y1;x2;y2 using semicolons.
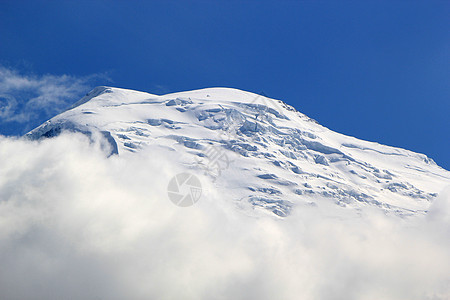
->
0;87;449;299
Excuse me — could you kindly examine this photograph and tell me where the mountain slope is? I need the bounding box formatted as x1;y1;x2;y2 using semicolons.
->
27;86;450;217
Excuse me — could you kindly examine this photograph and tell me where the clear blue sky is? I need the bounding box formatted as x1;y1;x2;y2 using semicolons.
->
0;1;449;169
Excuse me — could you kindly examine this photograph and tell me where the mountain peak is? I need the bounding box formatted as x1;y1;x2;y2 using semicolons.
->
26;87;450;218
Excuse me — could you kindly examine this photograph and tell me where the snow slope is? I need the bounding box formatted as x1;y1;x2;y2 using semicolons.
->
27;86;450;217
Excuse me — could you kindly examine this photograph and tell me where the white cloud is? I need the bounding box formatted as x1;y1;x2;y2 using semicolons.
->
0;66;108;132
0;133;449;300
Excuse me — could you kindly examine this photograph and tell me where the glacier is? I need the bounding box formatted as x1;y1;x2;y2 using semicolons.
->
26;86;450;218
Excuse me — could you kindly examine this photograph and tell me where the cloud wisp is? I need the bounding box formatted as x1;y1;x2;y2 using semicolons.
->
0;133;449;300
0;66;108;134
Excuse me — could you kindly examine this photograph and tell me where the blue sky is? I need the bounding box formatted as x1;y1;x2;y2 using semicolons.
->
0;0;449;169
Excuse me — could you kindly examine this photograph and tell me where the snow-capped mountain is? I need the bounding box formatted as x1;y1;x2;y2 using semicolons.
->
27;86;450;217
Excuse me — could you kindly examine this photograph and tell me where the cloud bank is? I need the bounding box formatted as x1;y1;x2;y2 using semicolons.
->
0;66;108;134
0;133;449;300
